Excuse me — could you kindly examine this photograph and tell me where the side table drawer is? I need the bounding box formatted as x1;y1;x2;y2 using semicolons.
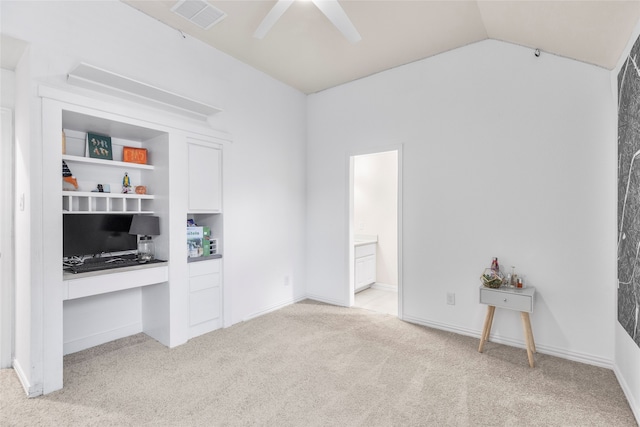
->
480;288;533;312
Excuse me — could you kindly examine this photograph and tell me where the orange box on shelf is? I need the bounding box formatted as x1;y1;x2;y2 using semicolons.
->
122;146;148;164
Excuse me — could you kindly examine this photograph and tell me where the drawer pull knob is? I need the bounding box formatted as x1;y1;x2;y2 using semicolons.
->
503;298;507;302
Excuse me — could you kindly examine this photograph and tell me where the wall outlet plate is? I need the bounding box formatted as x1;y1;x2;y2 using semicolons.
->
446;292;455;305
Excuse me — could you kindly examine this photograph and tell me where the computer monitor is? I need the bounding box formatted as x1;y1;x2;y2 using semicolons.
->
63;214;137;258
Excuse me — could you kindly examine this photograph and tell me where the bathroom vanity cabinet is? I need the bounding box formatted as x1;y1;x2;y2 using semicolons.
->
354;241;377;292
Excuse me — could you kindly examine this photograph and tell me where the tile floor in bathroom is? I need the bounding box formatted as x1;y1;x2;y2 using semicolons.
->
354;286;398;316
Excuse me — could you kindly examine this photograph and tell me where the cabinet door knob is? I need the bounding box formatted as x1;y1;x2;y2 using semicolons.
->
503;298;507;302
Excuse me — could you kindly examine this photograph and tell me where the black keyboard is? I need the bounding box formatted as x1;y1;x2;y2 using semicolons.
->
64;257;165;274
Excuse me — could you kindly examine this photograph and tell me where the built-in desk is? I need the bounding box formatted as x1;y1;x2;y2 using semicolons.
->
63;262;169;300
62;262;170;355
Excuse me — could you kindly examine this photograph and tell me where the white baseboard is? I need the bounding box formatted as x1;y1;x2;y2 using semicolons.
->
614;364;640;425
63;322;143;355
305;293;348;307
12;358;42;397
371;283;397;292
402;314;614;369
189;317;222;339
402;314;479;339
531;341;613;369
242;295;307;322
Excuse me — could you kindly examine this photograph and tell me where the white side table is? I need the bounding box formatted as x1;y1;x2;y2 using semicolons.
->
478;286;536;367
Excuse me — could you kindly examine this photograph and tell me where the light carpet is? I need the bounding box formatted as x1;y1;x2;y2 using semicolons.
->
0;300;636;426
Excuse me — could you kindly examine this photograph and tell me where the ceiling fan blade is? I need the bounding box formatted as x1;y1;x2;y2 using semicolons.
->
254;0;295;39
311;0;361;43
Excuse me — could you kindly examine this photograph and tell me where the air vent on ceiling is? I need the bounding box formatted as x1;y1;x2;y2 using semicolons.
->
171;0;227;30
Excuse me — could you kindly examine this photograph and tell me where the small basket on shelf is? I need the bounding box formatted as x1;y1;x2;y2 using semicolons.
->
480;268;504;288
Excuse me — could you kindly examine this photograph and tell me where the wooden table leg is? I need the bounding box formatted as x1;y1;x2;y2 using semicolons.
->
523;311;536;353
478;305;495;353
520;312;535;368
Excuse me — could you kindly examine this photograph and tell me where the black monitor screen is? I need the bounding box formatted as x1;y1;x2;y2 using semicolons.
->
63;214;137;258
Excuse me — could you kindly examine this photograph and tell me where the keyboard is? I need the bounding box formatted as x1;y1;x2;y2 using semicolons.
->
64;256;165;274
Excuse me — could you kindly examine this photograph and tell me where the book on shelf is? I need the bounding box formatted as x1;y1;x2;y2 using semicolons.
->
86;132;113;160
187;226;217;258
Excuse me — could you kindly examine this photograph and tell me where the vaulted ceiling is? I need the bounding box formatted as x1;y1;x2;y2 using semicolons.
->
56;1;640;94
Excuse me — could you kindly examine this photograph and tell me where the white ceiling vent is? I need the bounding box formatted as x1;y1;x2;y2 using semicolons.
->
171;0;227;30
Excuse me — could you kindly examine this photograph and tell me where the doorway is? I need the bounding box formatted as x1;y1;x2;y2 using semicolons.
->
348;148;401;317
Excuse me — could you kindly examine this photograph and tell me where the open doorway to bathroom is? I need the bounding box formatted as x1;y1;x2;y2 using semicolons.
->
348;148;401;317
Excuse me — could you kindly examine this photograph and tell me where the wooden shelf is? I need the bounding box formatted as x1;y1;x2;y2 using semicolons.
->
62;154;154;170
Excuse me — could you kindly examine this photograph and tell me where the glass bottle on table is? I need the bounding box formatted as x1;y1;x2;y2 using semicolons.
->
491;257;499;273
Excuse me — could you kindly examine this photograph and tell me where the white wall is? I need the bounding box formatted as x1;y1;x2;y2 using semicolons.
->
307;39;617;366
1;69;15;107
1;0;307;390
354;151;397;286
1;64;17;370
1;107;13;369
11;40;44;395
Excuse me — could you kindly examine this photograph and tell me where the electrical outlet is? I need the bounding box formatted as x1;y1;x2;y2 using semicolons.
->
446;292;455;305
284;276;290;286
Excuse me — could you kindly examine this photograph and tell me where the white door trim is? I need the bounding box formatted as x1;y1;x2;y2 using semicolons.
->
1;107;15;368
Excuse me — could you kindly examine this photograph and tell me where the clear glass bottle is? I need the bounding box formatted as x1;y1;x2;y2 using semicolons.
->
138;236;155;262
491;257;499;272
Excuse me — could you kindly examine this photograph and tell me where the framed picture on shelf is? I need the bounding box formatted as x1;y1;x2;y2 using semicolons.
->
123;146;148;164
86;132;113;160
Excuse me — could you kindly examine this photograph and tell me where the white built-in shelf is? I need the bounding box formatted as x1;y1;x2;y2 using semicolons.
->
62;154;154;171
63;191;154;214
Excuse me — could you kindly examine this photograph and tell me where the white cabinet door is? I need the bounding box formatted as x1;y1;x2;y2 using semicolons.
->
187;141;221;212
355;256;368;291
362;255;376;286
354;245;377;292
189;286;221;326
188;259;222;338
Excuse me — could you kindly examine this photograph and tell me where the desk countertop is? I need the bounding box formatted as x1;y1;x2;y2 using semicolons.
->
63;260;168;281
